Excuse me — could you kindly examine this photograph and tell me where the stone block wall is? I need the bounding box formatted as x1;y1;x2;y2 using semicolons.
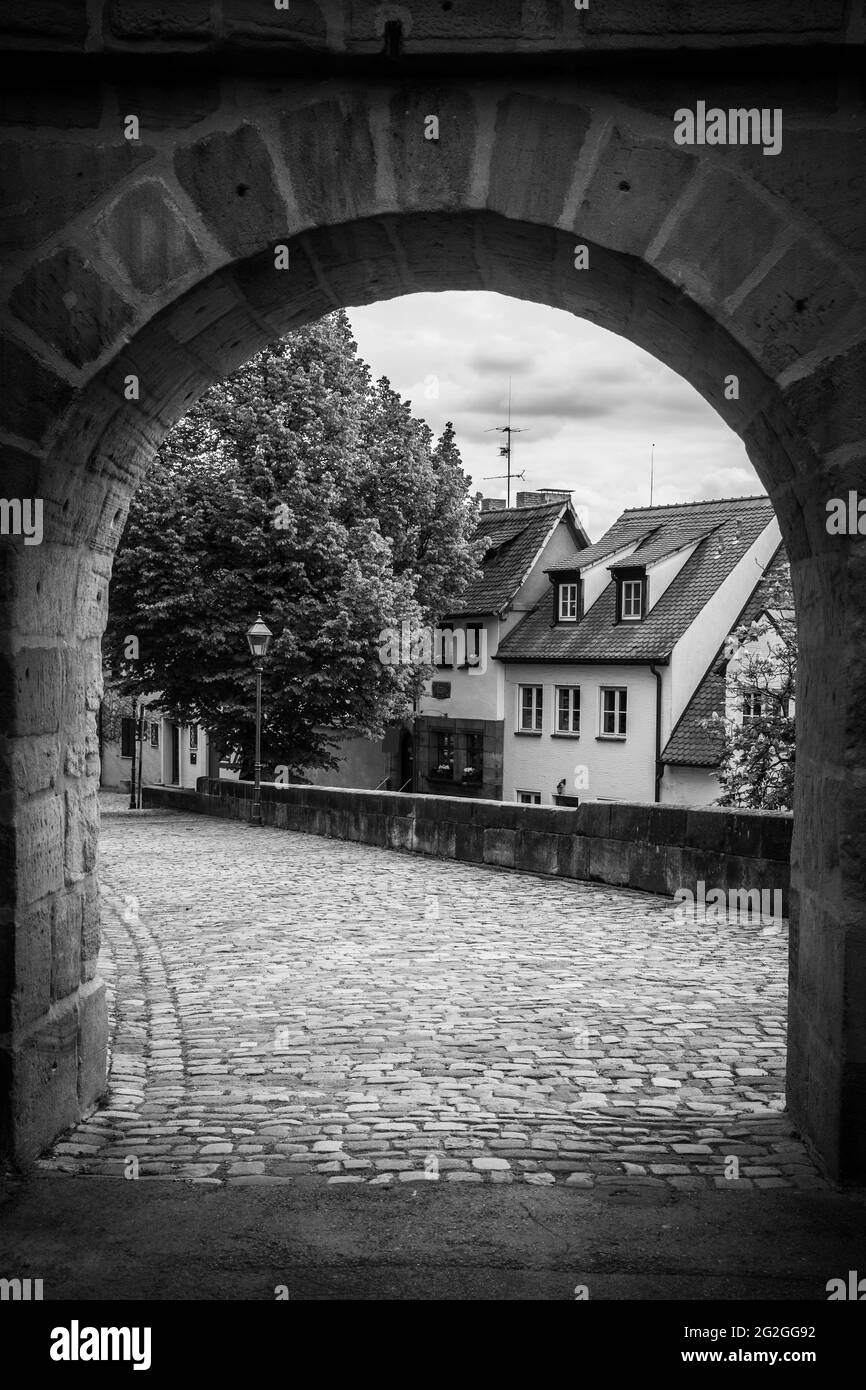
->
142;779;792;912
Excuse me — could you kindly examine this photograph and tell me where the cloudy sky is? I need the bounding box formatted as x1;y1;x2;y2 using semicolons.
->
348;292;762;542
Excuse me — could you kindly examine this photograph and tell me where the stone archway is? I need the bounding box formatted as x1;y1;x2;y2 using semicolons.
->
1;28;864;1180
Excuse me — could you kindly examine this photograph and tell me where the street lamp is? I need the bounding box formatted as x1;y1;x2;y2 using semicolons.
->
245;614;273;825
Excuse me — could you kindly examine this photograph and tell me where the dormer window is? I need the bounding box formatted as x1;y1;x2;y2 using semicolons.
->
613;567;647;623
551;570;582;625
621;579;643;620
559;582;579;621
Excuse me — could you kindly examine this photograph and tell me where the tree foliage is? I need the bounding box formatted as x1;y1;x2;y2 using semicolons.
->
104;312;480;774
703;563;797;812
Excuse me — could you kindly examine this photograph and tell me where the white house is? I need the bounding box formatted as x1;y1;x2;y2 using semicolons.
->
99;696;212;793
495;496;783;806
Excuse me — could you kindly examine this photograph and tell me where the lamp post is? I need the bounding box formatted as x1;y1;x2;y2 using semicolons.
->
245;614;273;825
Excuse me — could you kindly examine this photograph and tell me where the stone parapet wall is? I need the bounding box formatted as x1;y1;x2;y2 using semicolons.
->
142;779;792;910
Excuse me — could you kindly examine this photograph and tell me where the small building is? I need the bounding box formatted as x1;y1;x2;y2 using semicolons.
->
414;491;590;800
99;691;211;793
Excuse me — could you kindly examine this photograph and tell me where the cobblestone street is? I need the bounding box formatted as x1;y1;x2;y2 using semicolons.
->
39;798;824;1192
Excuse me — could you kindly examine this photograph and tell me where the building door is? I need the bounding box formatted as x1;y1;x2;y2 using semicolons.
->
170;724;180;785
399;730;414;793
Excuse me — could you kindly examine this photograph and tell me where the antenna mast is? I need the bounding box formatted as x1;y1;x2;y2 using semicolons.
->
650;442;655;506
484;378;528;507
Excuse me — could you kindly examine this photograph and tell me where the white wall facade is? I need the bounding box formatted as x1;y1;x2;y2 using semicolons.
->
419;615;503;722
100;712;207;791
660;764;720;806
724;621;795;723
581;541;642;610
502;661;661;804
417;512;585;727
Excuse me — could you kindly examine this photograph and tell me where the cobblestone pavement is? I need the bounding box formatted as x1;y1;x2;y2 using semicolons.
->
38;797;825;1191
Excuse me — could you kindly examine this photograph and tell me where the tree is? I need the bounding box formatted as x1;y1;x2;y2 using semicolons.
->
703;563;797;811
104;312;480;776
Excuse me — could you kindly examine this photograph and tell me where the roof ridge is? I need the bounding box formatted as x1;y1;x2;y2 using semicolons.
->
622;494;771;514
481;500;565;514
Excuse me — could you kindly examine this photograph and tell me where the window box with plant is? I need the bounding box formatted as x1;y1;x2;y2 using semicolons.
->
429;762;454;780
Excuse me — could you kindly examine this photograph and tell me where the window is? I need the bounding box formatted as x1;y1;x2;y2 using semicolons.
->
120;717;135;758
435;627;456;669
555;686;581;735
464;732;484;781
150;722;160;748
466;624;485;669
743;692;763;723
558;583;579;621
189;726;198;751
434;731;455;777
552;572;582;625
621;579;643;620
615;568;647;623
519;685;543;732
516;790;542;805
600;687;628;738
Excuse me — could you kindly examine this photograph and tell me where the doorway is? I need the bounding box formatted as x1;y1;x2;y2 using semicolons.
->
170;725;180;786
399;730;415;794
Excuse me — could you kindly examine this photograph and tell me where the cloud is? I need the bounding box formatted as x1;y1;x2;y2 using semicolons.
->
468;349;536;376
348;291;763;539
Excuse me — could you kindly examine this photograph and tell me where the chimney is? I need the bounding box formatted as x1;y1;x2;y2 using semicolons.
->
480;497;507;513
516;489;572;509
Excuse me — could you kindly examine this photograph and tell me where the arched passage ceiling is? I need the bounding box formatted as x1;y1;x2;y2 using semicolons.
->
25;210;821;566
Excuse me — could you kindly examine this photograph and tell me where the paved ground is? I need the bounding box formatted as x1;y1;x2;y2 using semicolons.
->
37;797;824;1193
2;1178;864;1301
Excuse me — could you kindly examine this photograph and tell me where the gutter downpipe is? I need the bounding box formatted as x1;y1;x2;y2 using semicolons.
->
650;663;663;803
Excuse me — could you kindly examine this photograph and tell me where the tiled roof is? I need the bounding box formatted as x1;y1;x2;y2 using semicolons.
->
497;496;777;663
662;544;789;766
608;524;718;571
546;525;658;573
445;501;582;618
661;668;727;767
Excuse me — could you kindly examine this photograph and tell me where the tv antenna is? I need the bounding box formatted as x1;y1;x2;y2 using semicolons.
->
650;442;655;506
484;380;528;508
